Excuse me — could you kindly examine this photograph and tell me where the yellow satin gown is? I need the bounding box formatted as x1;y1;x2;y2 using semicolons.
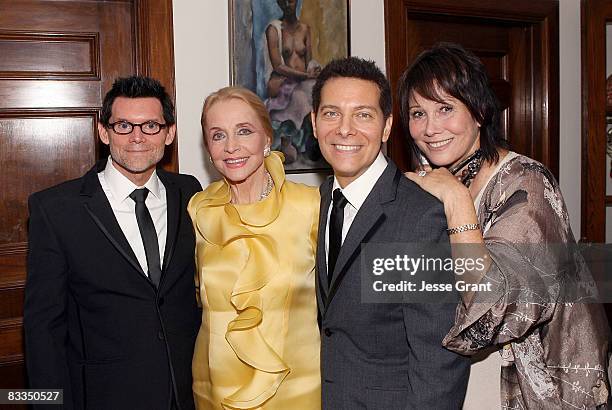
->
188;152;321;409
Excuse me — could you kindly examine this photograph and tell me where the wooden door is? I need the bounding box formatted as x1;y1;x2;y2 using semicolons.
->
581;0;612;243
581;0;612;324
384;0;559;177
0;0;176;399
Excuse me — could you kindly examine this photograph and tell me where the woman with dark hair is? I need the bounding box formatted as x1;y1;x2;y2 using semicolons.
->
400;43;610;409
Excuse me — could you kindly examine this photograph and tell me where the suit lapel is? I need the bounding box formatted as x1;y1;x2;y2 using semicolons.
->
80;161;152;285
328;201;384;288
325;161;401;310
316;176;333;315
158;169;180;275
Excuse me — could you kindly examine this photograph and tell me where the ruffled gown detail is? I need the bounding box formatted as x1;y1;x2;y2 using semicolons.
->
188;152;321;409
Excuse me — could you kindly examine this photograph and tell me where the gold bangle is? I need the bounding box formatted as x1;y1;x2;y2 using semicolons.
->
447;223;480;235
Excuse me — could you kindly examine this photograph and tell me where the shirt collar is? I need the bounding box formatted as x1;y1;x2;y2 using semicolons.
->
332;151;387;211
103;156;161;202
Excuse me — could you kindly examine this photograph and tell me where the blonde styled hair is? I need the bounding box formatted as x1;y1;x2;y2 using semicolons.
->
201;86;273;145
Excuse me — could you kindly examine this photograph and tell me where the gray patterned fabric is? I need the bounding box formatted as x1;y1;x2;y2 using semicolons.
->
443;154;611;409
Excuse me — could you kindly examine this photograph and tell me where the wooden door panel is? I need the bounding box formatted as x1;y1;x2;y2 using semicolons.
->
0;251;26;330
0;32;98;76
410;16;512;49
0;360;25;389
507;26;532;164
0;81;101;108
0;1;132;31
0;114;97;242
0;287;23;320
0;319;23;359
0;360;25;410
0;0;134;94
0;252;25;282
0;0;176;394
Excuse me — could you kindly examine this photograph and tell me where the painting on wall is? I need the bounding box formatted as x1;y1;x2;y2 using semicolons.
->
229;0;349;173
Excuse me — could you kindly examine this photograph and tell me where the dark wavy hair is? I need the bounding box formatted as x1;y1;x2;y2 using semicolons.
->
312;56;392;119
397;42;507;170
100;76;175;127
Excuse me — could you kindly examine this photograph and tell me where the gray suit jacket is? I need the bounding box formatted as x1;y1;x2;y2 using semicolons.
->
316;158;469;409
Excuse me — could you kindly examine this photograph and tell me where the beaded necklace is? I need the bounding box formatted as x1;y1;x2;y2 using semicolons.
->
449;149;484;187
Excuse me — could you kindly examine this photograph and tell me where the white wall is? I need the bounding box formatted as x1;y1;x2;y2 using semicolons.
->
173;0;228;184
174;0;583;236
173;0;386;188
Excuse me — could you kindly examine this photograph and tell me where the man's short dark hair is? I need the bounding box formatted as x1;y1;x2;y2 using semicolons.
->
100;76;175;127
312;57;392;119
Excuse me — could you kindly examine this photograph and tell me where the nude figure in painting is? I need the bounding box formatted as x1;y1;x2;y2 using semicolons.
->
264;0;321;164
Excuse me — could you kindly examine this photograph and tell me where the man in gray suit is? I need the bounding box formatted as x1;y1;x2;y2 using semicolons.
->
310;57;469;409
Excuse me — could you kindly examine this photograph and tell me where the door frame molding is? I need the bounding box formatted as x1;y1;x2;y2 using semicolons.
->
134;0;178;171
384;0;559;178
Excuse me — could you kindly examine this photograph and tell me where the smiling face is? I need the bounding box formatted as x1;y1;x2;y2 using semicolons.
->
407;90;480;168
204;98;270;184
98;96;175;185
312;77;392;187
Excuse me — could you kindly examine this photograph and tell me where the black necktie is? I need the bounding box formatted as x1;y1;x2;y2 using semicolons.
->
130;188;162;288
328;188;348;286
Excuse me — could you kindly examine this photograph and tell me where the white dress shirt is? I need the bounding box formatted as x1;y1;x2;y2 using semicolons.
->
98;157;167;276
325;151;388;272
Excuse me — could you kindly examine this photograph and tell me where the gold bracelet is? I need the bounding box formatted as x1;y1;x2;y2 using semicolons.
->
447;223;480;235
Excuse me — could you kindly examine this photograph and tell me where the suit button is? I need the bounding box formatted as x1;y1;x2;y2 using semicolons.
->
157;331;165;340
158;297;164;306
324;328;332;337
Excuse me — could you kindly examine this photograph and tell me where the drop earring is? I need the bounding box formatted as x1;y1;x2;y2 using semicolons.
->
263;146;271;157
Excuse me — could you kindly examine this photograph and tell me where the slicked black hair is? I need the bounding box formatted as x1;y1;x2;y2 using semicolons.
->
100;76;175;126
397;42;507;169
312;57;392;119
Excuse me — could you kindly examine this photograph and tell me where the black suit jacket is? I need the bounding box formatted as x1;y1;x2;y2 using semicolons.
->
24;159;202;410
316;158;469;409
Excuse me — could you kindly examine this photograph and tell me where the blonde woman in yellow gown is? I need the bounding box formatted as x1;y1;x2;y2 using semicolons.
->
188;86;321;409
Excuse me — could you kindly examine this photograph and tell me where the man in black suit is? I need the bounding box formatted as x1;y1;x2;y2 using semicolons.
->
24;76;202;410
311;57;469;409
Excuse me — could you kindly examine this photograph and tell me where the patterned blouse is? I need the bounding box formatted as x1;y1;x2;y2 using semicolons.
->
443;154;611;409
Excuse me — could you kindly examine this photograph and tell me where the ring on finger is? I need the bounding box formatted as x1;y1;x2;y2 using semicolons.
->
418;170;427;177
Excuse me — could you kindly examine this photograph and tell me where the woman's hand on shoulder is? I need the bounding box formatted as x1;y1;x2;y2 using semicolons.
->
405;165;468;204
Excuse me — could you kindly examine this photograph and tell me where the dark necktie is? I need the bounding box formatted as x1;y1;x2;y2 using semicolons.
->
328;188;348;286
130;188;162;288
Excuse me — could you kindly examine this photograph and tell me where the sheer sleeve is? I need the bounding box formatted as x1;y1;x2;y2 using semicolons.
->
443;158;582;354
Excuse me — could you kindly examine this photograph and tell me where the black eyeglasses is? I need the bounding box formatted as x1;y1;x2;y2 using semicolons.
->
107;120;167;135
